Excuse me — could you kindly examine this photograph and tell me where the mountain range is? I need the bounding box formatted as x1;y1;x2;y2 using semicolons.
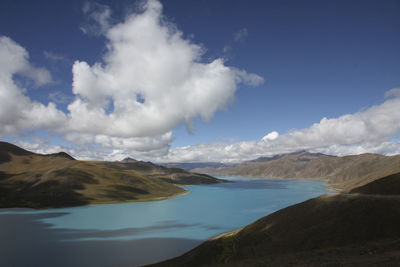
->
192;151;400;191
0;142;224;209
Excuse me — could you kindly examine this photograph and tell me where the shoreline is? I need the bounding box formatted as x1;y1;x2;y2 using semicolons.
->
86;189;192;206
0;176;331;210
0;188;192;211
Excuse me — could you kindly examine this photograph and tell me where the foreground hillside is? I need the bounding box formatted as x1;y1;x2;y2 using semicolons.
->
0;142;224;209
152;172;400;266
193;151;400;191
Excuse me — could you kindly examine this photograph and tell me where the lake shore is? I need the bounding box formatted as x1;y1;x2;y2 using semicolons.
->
149;173;400;266
0;177;328;267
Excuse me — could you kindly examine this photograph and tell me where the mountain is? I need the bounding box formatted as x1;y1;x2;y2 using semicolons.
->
192;151;400;191
121;157;137;163
0;142;224;209
151;172;400;266
162;162;227;171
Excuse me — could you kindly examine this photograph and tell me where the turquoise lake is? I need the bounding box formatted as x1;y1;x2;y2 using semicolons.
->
0;177;329;266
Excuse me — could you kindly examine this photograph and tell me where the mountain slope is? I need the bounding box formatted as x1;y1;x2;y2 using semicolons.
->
193;151;400;191
0;142;224;209
152;173;400;266
350;172;400;195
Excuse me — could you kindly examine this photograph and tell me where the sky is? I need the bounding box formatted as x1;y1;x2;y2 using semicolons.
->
0;0;399;163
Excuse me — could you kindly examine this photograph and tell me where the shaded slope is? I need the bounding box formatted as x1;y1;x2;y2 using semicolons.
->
0;141;34;163
0;142;223;209
152;174;400;266
350;172;400;195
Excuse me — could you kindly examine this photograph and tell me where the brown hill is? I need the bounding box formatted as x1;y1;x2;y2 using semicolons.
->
152;173;400;267
0;142;224;209
193;151;400;191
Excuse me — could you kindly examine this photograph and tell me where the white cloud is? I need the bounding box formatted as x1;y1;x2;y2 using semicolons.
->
262;131;279;141
0;0;263;156
21;66;52;87
155;90;400;163
67;0;263;146
0;36;66;136
10;87;400;163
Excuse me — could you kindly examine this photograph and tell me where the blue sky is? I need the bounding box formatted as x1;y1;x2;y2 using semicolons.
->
0;0;399;162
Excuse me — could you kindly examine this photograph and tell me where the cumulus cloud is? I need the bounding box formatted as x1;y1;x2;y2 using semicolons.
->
68;0;263;148
0;36;66;136
0;0;263;156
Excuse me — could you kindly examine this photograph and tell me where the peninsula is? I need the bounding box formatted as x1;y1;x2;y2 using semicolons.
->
0;142;224;209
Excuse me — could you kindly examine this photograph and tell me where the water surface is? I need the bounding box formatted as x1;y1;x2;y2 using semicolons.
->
0;177;329;266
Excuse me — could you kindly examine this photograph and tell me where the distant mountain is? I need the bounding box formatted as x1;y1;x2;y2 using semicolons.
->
0;142;76;163
48;151;75;160
192;151;400;191
152;172;400;267
163;162;227;171
250;151;332;162
121;157;137;163
0;141;224;209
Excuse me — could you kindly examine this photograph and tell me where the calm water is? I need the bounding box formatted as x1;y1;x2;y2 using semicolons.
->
0;177;329;266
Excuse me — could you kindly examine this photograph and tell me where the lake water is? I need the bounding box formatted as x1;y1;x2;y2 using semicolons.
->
0;177;329;267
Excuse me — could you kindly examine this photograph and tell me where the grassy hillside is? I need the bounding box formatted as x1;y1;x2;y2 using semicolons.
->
193;151;400;191
0;142;224;209
152;172;400;266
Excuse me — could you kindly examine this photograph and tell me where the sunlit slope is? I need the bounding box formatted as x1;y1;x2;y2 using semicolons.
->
153;172;400;266
0;142;224;208
193;151;400;191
